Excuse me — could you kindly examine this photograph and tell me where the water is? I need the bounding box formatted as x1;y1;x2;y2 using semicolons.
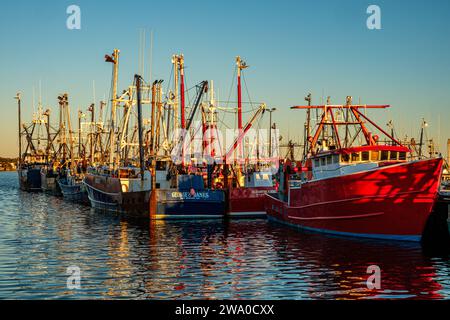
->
1;171;450;299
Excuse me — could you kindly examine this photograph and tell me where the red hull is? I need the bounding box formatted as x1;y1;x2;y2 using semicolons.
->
228;187;275;217
265;158;443;241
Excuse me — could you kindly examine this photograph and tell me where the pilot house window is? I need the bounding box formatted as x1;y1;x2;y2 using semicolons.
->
351;152;360;162
390;151;398;160
371;151;379;161
361;151;370;161
341;154;350;162
314;159;320;167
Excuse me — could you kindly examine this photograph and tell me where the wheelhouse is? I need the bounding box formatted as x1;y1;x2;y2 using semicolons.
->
311;146;411;180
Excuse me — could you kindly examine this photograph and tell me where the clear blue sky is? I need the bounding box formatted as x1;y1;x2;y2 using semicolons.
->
1;0;450;157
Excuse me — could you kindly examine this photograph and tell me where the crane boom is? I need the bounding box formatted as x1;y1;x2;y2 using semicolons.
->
224;104;266;162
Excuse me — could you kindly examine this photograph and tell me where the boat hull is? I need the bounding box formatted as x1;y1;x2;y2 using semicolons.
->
41;171;62;196
150;189;225;220
227;187;275;217
265;158;443;241
57;178;89;204
18;167;42;191
83;174;150;215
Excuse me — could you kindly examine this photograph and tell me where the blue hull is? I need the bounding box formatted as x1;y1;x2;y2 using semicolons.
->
19;168;42;191
57;178;89;204
152;189;225;219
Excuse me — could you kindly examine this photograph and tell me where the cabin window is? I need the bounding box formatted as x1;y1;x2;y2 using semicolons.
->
341;154;350;162
390;151;398;160
381;150;389;161
351;152;360;162
156;161;167;170
320;157;326;166
332;155;339;164
371;151;379;161
326;156;332;165
399;152;406;160
314;159;320;167
361;151;370;161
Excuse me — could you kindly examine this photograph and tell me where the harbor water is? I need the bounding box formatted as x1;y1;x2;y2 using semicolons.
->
1;171;450;300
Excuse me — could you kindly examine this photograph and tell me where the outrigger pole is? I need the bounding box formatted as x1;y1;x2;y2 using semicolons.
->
105;49;120;169
291;103;403;153
135;74;146;181
303;93;312;159
15;93;22;167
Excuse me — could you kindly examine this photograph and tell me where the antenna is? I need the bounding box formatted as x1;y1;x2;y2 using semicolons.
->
149;29;153;84
92;80;96;104
39;80;42;106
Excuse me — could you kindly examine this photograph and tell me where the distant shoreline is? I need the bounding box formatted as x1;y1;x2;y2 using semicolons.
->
0;157;18;172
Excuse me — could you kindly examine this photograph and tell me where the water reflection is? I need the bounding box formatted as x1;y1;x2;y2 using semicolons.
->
0;171;450;299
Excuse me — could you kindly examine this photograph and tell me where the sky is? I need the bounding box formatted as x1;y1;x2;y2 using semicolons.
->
1;0;450;157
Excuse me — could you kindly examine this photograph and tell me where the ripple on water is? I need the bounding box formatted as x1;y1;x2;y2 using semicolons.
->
1;171;450;299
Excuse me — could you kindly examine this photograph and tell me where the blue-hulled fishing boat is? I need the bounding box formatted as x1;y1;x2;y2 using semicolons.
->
151;174;225;220
18;163;43;191
57;171;89;204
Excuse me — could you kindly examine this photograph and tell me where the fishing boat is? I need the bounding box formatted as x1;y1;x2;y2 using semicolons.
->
40;165;62;195
57;168;89;204
150;162;225;219
83;54;153;215
202;57;277;217
83;166;151;214
15;93;52;192
150;166;225;220
18;162;43;191
265;96;443;241
227;171;275;217
136;54;226;220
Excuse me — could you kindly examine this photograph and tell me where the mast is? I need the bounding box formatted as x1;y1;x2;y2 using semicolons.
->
135;74;146;181
15;93;22;167
150;80;157;157
179;55;185;131
58;94;68;163
89;103;95;164
156;81;164;155
303;93;311;159
105;49;120;169
236;56;247;133
236;56;248;167
66;95;74;170
419;118;427;159
172;54;179;133
44;109;51;163
344;96;351;148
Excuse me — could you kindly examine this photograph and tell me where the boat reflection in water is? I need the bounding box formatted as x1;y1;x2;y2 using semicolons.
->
93;216;448;299
3;172;450;299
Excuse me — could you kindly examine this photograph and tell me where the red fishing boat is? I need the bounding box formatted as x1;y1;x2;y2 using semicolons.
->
213;57;276;217
265;96;443;241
